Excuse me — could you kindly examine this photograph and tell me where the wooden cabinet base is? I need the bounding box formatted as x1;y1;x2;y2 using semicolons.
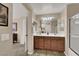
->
34;36;65;52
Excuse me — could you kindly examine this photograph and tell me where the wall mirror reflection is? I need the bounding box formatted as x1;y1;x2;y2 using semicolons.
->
32;14;65;35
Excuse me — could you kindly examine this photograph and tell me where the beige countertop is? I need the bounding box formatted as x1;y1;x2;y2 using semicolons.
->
33;33;65;37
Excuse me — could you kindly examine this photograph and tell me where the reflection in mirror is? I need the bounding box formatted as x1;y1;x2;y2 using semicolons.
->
40;16;64;35
32;14;65;35
33;22;37;35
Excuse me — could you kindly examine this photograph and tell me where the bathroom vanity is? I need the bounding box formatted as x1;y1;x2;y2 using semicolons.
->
33;14;65;52
34;34;65;52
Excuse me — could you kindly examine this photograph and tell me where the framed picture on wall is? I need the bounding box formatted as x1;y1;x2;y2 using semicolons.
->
0;3;8;26
12;23;17;32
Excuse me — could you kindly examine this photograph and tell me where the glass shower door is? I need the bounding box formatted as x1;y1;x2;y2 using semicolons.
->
69;14;79;55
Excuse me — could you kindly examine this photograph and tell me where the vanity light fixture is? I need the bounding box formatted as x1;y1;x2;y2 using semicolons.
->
41;16;55;21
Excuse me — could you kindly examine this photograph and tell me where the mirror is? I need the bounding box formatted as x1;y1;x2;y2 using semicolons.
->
40;16;64;35
32;14;65;35
40;16;57;34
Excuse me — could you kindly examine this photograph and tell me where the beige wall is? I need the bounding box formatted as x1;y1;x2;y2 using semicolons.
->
67;4;79;17
0;3;13;55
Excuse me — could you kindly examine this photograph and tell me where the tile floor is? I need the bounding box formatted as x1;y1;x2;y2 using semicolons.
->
12;43;26;56
12;43;65;56
28;50;65;56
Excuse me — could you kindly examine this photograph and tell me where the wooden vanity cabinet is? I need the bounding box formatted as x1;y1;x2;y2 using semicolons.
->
39;37;44;49
34;37;39;49
34;36;44;49
44;37;51;50
57;38;65;51
51;38;58;51
34;36;65;52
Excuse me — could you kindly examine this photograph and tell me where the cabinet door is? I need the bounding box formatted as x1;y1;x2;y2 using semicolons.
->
51;39;58;51
39;37;44;49
44;37;50;50
34;37;39;49
57;39;65;51
50;37;65;52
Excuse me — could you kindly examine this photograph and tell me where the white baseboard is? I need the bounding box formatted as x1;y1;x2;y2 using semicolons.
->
64;51;68;56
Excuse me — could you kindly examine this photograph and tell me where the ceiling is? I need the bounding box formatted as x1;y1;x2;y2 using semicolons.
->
27;3;68;15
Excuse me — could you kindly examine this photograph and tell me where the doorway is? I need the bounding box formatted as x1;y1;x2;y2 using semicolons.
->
12;17;28;56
